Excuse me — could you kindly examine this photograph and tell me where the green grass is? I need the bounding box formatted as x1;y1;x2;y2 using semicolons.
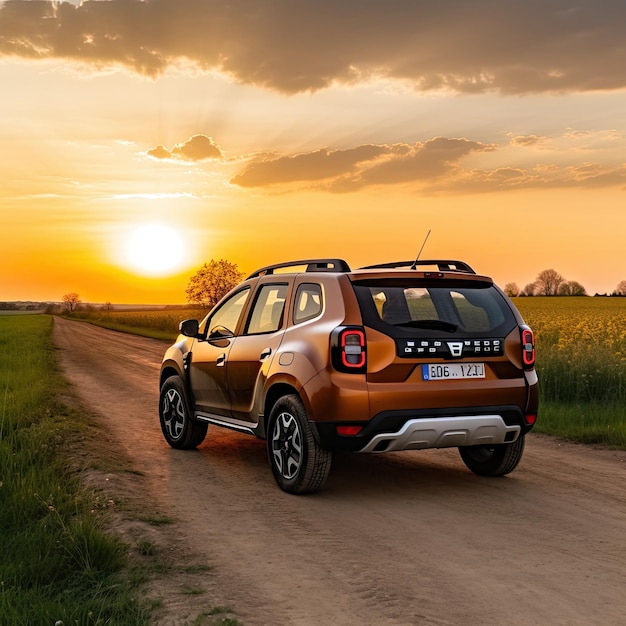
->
535;401;626;447
0;315;148;625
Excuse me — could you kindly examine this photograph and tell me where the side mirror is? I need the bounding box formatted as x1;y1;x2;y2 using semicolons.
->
179;319;200;338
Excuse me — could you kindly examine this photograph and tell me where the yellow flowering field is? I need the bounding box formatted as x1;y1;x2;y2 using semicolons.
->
514;297;626;404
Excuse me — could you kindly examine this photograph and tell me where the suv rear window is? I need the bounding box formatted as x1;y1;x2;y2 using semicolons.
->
353;280;514;336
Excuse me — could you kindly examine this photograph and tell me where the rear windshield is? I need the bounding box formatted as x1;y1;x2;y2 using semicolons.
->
352;280;515;337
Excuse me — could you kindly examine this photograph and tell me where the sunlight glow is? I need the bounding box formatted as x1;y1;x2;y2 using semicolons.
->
124;223;184;276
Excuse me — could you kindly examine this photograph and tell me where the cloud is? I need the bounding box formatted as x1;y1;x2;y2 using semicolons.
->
347;138;496;188
439;162;626;193
1;0;625;94
230;145;386;187
147;135;224;162
150;130;626;194
231;138;495;191
146;145;172;160
510;135;544;147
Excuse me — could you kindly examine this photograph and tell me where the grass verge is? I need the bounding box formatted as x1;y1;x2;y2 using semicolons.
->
0;315;148;625
536;401;626;448
2;314;243;625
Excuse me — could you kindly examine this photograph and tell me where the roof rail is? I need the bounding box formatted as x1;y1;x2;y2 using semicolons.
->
358;259;476;274
246;258;351;279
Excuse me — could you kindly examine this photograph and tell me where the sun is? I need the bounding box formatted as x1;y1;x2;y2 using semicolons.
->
124;223;184;276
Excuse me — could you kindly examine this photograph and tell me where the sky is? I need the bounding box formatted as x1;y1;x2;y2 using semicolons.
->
1;0;625;304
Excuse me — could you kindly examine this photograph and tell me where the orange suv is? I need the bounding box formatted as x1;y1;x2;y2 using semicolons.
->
159;259;538;494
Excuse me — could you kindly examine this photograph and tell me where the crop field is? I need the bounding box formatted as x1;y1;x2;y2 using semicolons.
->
514;297;626;402
514;297;626;446
71;307;205;341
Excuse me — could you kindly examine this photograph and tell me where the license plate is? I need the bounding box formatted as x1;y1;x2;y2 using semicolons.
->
422;363;485;380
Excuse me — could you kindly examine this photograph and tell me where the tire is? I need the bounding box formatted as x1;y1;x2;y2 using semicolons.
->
267;395;332;494
159;376;208;449
459;434;525;477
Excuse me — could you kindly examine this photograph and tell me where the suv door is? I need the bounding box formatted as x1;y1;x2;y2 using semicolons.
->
189;287;251;416
227;282;289;421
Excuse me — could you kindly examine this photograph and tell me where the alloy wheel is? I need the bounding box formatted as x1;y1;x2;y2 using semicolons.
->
162;388;185;441
271;411;303;480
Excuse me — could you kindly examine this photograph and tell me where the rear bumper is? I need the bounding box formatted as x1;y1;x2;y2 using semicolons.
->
314;405;532;452
357;415;520;452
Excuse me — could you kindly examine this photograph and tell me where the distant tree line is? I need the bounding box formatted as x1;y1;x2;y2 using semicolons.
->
504;270;626;297
0;301;47;311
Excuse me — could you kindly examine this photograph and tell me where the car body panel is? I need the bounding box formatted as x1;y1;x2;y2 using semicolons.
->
228;330;285;421
188;338;233;416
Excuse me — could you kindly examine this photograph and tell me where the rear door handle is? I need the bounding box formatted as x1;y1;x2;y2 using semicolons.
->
260;348;272;360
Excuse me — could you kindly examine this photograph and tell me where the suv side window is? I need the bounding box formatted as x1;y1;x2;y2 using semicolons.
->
245;284;288;334
202;288;250;337
294;283;323;323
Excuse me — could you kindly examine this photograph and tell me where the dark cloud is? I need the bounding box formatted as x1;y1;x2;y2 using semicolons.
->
147;135;224;161
1;0;625;94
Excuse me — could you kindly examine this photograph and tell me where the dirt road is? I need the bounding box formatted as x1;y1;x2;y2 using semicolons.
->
53;316;626;625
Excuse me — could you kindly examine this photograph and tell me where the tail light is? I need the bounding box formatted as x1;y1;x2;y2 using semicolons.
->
525;413;537;426
331;326;367;373
521;326;535;369
336;425;364;436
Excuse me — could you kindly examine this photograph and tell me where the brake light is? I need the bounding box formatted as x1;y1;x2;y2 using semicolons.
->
341;329;366;368
336;425;364;436
521;326;535;369
331;326;367;373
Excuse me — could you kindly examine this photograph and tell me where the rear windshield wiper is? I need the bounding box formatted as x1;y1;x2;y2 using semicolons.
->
392;319;458;332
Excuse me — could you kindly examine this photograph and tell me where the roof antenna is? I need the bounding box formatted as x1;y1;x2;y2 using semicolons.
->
410;229;431;269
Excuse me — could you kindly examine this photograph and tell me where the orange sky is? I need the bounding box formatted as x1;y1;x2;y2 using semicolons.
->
1;0;625;304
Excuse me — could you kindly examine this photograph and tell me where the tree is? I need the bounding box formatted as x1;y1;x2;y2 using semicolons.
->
186;259;245;308
558;280;587;297
503;282;520;297
62;292;81;312
520;282;537;297
535;269;564;296
569;281;587;296
615;280;626;296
